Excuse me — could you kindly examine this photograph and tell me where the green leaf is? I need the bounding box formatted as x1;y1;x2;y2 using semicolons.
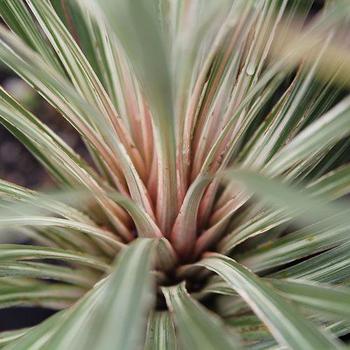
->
0;47;131;237
0;6;153;224
61;1;121;106
271;241;350;284
0;216;122;252
0;328;30;347
162;282;240;350
0;0;64;74
0;282;83;310
245;38;339;169
218;209;287;254
221;170;350;269
241;218;350;273
0;261;94;288
41;239;156;350
0;87;98;188
0;179;94;224
218;295;350;340
25;0;127;129
0;244;108;271
199;254;341;349
3;311;67;350
203;275;350;320
224;169;349;226
219;164;350;253
145;312;177;350
226;315;273;348
0;174;159;241
269;278;350;318
92;0;173;128
265;95;350;175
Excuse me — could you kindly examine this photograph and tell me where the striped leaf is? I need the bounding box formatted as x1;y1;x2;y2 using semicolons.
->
199;254;341;349
162;283;240;350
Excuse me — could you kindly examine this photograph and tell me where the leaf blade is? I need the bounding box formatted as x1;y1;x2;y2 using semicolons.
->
199;254;341;349
162;282;240;350
43;238;156;350
145;312;177;350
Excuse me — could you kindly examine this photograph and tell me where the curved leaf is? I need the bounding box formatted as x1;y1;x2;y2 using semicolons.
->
162;283;240;350
0;261;94;288
0;244;108;271
145;312;177;350
266;96;350;175
219;164;350;253
269;278;350;318
271;241;350;284
42;239;156;350
198;254;341;349
0;283;83;310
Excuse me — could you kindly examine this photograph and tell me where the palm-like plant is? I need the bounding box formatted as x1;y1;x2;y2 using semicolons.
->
0;0;350;348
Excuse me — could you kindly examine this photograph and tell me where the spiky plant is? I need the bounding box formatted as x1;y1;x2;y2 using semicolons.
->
0;0;350;348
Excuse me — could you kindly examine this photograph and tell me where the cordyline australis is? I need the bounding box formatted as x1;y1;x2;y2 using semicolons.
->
0;0;350;348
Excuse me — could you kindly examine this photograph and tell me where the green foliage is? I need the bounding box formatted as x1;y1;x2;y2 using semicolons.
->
0;0;350;349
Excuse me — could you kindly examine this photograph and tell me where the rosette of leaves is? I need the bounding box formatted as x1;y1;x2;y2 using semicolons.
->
0;0;350;349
